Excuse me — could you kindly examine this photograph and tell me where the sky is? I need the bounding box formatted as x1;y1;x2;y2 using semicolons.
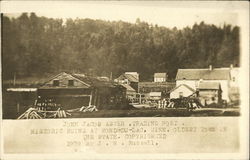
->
1;1;248;29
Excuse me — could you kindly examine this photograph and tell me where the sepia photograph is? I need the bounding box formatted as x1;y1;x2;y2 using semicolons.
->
1;5;242;119
0;1;249;159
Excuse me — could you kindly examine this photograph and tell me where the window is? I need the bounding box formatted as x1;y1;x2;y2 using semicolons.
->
232;77;235;82
68;80;74;86
53;80;59;86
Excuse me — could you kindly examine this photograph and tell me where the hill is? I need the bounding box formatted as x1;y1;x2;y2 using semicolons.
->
2;13;239;81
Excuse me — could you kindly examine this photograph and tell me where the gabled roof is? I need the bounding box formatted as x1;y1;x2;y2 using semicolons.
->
116;73;139;82
176;68;230;80
41;72;120;88
170;84;196;93
41;72;91;88
71;74;116;88
198;82;221;90
154;73;166;78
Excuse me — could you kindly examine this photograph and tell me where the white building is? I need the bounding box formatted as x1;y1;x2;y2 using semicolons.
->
170;84;195;99
148;92;162;100
154;73;167;82
229;66;239;87
175;65;231;101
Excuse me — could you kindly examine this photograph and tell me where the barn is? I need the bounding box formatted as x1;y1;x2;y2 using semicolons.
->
37;72;127;110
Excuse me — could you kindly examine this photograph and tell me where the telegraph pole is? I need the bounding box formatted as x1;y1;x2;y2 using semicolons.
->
13;72;16;86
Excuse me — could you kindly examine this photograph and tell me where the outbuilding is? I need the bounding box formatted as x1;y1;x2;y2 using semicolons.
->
197;82;222;106
170;84;196;99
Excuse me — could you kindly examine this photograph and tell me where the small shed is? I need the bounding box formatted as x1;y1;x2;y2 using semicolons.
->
170;84;196;99
197;82;222;106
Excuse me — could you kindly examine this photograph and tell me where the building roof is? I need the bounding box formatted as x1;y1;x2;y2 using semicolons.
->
154;73;166;78
41;72;122;89
120;84;136;92
71;74;116;88
198;82;221;90
170;84;196;93
176;68;230;80
116;73;139;82
41;72;91;88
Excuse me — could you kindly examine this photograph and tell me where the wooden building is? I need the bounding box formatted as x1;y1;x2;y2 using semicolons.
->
170;84;196;99
114;72;139;92
197;82;222;106
119;84;136;100
37;72;126;110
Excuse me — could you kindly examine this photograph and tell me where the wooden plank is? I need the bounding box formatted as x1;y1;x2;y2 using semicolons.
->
62;111;66;118
18;108;34;119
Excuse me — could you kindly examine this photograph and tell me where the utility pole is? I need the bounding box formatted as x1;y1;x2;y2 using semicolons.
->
13;72;16;86
110;72;112;81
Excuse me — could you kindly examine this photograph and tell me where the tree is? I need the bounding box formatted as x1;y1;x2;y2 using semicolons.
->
2;14;240;81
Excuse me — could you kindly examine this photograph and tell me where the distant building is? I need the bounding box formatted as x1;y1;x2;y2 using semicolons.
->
170;84;196;99
154;73;167;82
114;72;139;92
197;82;222;106
175;65;231;101
147;92;162;101
125;72;139;80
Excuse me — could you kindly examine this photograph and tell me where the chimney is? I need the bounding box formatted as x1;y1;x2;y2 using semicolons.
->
209;65;213;71
230;64;233;69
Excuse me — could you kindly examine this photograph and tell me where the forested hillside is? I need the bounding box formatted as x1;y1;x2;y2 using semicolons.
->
2;13;240;81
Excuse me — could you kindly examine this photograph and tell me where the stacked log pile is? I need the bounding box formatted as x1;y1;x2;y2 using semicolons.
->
18;107;72;119
18;108;43;119
18;105;98;119
157;98;202;111
80;105;98;112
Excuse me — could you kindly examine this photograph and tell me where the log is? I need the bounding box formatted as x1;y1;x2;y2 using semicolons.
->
62;111;67;118
65;111;71;116
18;108;35;119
